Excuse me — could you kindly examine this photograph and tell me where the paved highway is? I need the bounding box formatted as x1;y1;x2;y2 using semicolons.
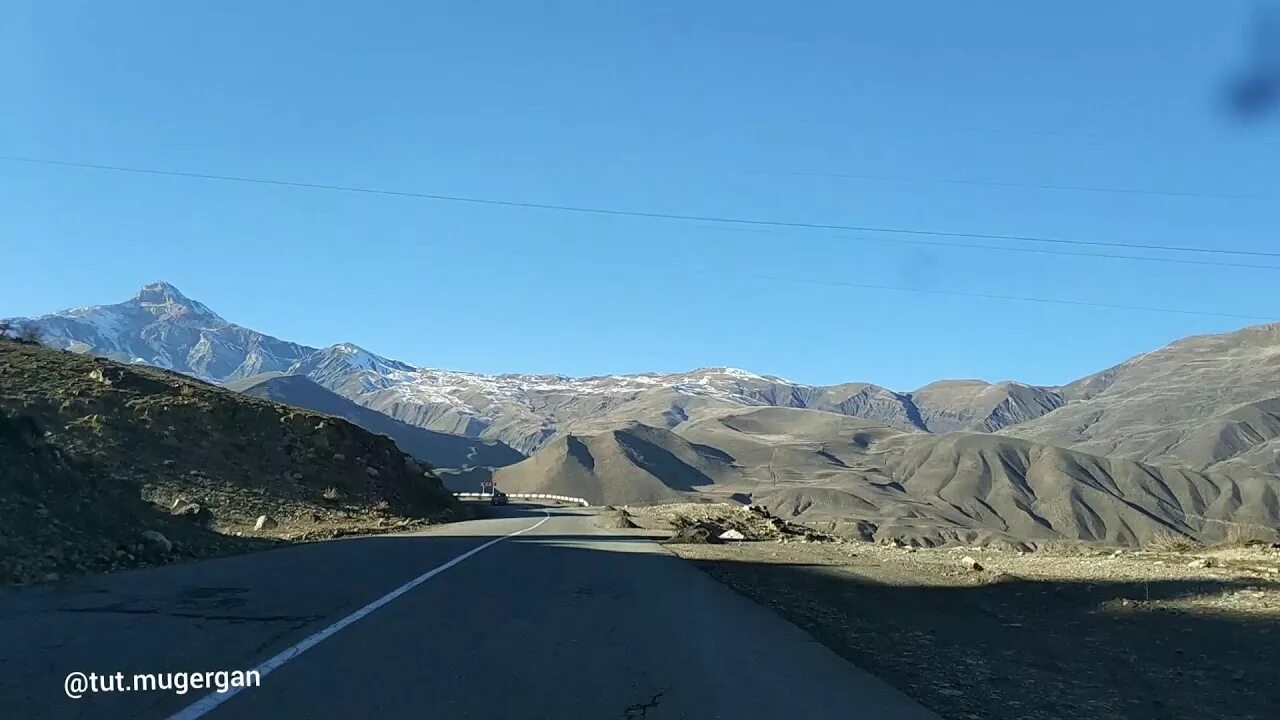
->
0;506;937;719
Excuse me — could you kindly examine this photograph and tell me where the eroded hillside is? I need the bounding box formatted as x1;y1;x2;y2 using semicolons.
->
0;340;461;584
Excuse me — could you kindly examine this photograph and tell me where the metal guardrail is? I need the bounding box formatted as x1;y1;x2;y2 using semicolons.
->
453;492;590;507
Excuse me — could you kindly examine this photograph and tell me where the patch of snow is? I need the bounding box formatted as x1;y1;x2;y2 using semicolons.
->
372;363;816;413
622;375;661;385
717;367;764;379
71;308;131;337
333;342;380;370
323;343;416;377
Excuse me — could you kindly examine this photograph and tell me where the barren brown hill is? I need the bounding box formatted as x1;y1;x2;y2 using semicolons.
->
1003;323;1280;474
507;405;1280;547
862;431;1277;547
492;422;744;505
0;340;460;585
908;379;1064;433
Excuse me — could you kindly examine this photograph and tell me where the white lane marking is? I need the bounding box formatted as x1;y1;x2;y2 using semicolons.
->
168;510;551;720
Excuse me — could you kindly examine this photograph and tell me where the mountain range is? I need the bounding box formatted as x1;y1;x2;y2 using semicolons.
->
224;373;525;469
491;408;1277;547
9;282;1280;546
9;283;1074;453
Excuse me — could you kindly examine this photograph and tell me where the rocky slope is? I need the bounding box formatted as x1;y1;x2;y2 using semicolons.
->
492;423;745;505
502;406;1280;547
9;282;314;382
0;411;271;585
226;373;525;469
318;366;1070;454
908;380;1065;433
0;339;460;585
285;347;939;455
1002;323;1280;472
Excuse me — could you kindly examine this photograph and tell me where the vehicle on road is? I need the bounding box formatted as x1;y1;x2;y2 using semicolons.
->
490;490;508;506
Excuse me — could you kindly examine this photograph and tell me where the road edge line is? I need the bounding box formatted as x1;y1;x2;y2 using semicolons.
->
167;509;552;720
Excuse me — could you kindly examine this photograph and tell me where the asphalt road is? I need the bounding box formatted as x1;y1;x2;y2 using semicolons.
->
0;505;938;719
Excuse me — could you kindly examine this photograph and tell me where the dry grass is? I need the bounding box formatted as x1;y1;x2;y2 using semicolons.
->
1217;523;1274;548
1144;530;1200;553
1035;539;1092;555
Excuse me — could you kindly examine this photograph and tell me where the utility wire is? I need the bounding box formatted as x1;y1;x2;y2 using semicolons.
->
942;123;1280;148
756;275;1280;322
3;154;1272;321
4;154;1279;261
757;272;1280;320
783;170;1279;202
694;223;1280;272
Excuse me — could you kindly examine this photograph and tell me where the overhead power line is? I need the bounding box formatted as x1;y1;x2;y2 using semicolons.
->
4;154;1280;261
938;123;1280;148
699;224;1280;272
756;275;1280;322
783;170;1278;202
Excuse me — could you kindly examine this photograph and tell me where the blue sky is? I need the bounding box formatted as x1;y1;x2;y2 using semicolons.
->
2;1;1278;389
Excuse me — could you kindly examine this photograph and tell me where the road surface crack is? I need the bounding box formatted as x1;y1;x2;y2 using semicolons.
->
623;690;665;718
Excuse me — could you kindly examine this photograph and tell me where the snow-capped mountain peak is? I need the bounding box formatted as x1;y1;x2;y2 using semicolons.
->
331;342;386;368
308;342;416;373
688;366;795;383
130;281;223;323
285;343;418;393
134;280;188;303
7;282;313;382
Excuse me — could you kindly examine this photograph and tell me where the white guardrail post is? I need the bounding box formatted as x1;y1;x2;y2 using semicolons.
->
452;491;588;507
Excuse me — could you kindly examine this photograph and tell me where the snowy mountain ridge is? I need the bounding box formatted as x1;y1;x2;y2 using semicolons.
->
8;282;314;382
7;283;801;405
6;282;1068;454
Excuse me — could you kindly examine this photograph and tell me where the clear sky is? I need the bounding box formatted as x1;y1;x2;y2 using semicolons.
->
3;1;1278;390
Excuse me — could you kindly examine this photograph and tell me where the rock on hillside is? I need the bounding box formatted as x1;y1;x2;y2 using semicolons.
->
0;412;271;585
0;340;460;584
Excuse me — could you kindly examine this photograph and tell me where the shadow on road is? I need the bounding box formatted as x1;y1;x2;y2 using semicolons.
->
3;507;1276;720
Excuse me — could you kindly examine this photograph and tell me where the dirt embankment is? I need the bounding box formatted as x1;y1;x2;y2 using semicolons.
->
628;502;835;543
633;503;1280;720
0;340;462;585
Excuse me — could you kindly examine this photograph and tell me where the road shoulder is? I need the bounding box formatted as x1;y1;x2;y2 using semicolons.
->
663;539;1280;720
